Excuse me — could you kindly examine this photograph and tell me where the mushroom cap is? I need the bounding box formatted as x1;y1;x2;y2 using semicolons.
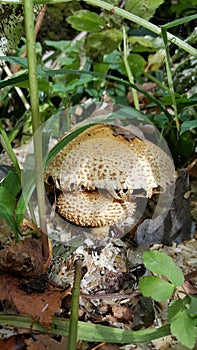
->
57;190;136;227
45;124;174;228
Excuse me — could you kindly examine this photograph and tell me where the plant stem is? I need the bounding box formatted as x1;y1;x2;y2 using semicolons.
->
68;259;83;350
23;0;49;258
83;0;197;57
161;26;179;131
122;26;139;110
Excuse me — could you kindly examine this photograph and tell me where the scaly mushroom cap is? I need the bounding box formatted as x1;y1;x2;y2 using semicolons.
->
57;190;136;227
44;124;174;228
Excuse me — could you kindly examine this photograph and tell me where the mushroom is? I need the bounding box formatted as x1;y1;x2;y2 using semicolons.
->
44;124;174;235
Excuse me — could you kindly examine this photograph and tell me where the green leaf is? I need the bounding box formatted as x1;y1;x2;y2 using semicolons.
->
180;120;197;135
85;29;122;61
2;169;21;198
139;276;174;302
125;0;165;21
188;295;197;314
0;315;171;344
143;251;184;286
16;170;36;228
64;74;94;92
168;300;196;349
16;78;50;93
120;53;146;78
0;73;29;89
0;56;28;68
45;40;72;52
128;36;163;53
0;187;18;235
67;10;106;33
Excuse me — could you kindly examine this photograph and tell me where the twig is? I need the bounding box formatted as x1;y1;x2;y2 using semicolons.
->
81;290;140;300
12;5;46;73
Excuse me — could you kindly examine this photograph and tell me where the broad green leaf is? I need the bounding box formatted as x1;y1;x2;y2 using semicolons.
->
188;295;197;314
45;40;72;52
0;55;28;67
153;114;169;128
129;36;154;49
94;63;109;74
180;120;197;135
176;96;197;113
64;74;94;92
168;300;196;349
120;53;146;78
67;10;106;33
128;36;161;52
16;78;50;93
16;170;37;228
0;187;18;235
125;0;164;21
143;251;184;286
139;276;174;302
0;73;28;89
85;29;122;61
2;169;21;198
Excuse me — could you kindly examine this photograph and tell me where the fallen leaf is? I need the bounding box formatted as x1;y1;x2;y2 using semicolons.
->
25;334;67;350
0;238;45;278
113;125;145;141
0;335;25;350
111;305;133;321
0;274;70;327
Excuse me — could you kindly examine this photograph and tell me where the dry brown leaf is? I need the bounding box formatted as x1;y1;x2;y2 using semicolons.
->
0;335;25;350
111;305;133;321
0;274;70;327
25;334;67;350
176;281;197;298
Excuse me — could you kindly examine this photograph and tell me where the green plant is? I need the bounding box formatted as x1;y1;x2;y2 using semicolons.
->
139;250;197;349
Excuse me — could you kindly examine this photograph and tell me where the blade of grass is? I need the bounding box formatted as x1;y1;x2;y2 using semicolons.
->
144;73;170;93
0;314;171;343
23;0;49;258
0;125;21;177
0;64;171;117
3;64;30;110
161;25;179;132
122;26;140;111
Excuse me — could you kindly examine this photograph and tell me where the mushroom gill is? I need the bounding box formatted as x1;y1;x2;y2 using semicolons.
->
44;124;174;231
